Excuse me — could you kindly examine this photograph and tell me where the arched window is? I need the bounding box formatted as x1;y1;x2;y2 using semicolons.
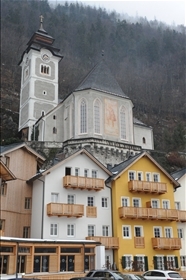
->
120;106;126;140
80;99;87;134
94;99;101;134
142;137;146;144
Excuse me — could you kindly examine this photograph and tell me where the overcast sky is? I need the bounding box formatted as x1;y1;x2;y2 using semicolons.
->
50;0;186;26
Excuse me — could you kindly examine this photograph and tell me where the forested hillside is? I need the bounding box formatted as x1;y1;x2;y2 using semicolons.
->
1;0;186;171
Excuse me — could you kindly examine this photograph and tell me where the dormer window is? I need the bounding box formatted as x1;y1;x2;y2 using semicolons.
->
41;64;50;75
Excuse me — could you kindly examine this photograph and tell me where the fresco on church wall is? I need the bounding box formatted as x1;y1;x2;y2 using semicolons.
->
104;98;119;136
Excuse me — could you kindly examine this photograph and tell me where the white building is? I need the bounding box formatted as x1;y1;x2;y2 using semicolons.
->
172;168;186;271
27;148;118;270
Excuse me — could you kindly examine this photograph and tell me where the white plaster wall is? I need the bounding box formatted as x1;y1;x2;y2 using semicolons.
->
95;246;105;269
134;124;154;150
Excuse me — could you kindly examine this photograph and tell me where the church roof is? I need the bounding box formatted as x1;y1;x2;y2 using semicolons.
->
75;59;129;98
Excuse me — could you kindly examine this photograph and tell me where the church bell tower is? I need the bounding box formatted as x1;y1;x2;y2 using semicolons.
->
18;15;63;140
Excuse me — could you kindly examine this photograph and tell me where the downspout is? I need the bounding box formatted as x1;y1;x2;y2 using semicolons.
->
37;178;45;239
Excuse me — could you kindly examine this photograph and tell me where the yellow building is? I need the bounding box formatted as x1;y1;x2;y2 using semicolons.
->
106;152;186;273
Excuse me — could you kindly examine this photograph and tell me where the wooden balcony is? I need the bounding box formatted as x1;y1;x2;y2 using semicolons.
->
86;206;97;218
178;210;186;222
86;236;119;249
63;175;104;191
152;237;181;250
47;203;84;218
128;180;167;194
119;206;178;221
134;237;145;248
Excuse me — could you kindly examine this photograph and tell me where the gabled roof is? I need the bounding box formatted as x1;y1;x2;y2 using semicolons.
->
27;148;112;183
133;117;152;129
75;59;129;98
171;168;186;181
106;151;180;188
0;143;45;165
0;160;16;181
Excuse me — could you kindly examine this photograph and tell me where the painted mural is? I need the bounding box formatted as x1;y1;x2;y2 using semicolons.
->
104;98;118;136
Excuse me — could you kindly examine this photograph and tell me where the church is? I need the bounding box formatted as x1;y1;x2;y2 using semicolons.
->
18;16;154;166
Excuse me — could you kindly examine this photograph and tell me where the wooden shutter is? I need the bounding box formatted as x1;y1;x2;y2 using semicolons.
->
164;256;168;270
121;256;126;269
144;256;148;271
153;256;157;269
174;256;178;269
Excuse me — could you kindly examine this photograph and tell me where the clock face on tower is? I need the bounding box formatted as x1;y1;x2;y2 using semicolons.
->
42;53;50;62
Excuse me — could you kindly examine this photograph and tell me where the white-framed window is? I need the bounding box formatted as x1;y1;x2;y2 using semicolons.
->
122;225;131;238
121;197;130;207
165;227;172;238
155;256;164;270
87;196;94;206
75;168;79;176
67;224;75;237
146;172;151;181
84;169;89;177
123;255;133;270
175;201;181;210
23;226;30;238
167;256;176;269
132;198;141;207
67;194;75;204
129;171;136;181
153;227;162;237
102;225;109;236
137;172;143;181
94;99;101;134
177;228;183;238
180;256;186;266
153;173;160;182
25;197;31;209
0;182;7;196
80;98;87;134
88;225;95;236
102;197;108;208
151;199;159;208
51;193;59;203
135;256;145;271
50;224;57;236
92;170;98;178
134;226;143;237
120;106;126;140
162;200;170;209
40;64;50;75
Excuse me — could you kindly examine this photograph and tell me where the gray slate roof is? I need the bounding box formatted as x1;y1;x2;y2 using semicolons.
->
75;59;129;98
171;168;186;181
0;143;24;155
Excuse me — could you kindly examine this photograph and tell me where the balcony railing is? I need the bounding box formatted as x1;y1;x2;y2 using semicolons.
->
134;237;145;248
47;203;84;217
119;206;179;221
178;210;186;222
128;180;167;194
152;237;181;250
86;206;97;218
63;175;104;191
86;236;119;249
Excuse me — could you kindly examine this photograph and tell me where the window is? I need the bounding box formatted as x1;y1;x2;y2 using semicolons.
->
129;171;135;180
92;170;97;178
0;182;7;196
75;168;79;176
162;200;170;209
24;67;29;80
122;255;133;270
0;219;5;231
102;197;108;208
134;226;143;237
120;106;126;140
102;226;109;236
53;127;57;134
122;225;131;238
84;169;89;177
135;256;145;271
137;172;143;181
180;256;186;266
177;228;183;238
175;201;181;210
88;225;95;236
53;115;56;120
87;196;94;207
165;227;172;238
67;224;75;236
167;256;176;269
41;110;45;117
50;224;57;236
133;198;140;207
154;256;164;270
80;99;87;134
121;197;130;207
153;173;160;182
94;99;101;134
67;195;75;204
42;90;47;95
23;226;30;238
51;193;58;203
151;199;159;208
142;137;146;144
154;227;162;237
41;64;50;75
146;173;151;181
25;197;31;209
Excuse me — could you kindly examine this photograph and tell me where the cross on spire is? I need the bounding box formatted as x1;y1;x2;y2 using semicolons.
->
39;15;44;30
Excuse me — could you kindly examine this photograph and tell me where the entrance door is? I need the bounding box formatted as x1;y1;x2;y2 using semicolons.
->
34;256;49;272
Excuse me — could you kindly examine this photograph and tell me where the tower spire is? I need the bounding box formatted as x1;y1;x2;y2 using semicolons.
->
39;14;46;33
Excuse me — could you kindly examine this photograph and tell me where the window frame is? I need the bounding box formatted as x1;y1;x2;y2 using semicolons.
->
121;197;130;207
132;197;141;207
120;106;127;140
164;227;173;238
102;197;108;208
40;64;51;76
88;225;95;236
23;226;30;238
67;224;75;237
151;199;160;208
137;171;143;181
67;194;75;204
162;199;170;209
80;98;87;134
153;226;162;237
102;225;109;236
153;173;160;182
134;226;143;237
122;225;131;239
25;197;32;209
177;228;183;239
87;196;94;207
146;172;151;182
94;99;101;135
